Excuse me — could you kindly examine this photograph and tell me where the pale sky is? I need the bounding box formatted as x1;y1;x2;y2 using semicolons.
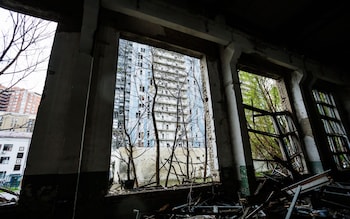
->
0;7;57;94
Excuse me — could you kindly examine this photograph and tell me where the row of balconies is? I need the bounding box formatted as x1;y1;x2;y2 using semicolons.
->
153;110;189;118
153;75;188;85
153;60;186;71
153;53;185;64
156;98;188;106
156;91;189;99
153;49;185;60
154;83;188;92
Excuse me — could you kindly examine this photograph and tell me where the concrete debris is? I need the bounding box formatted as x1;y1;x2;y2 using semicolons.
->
136;169;350;218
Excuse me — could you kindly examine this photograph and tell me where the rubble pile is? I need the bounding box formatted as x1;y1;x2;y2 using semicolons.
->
136;170;350;219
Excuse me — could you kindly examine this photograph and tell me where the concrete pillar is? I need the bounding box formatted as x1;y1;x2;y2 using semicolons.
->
291;71;324;174
220;44;255;196
73;25;117;219
19;28;92;218
206;56;238;195
18;0;114;218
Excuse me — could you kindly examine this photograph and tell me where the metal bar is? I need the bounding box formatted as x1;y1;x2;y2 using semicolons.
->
285;185;301;219
281;170;331;195
247;128;279;138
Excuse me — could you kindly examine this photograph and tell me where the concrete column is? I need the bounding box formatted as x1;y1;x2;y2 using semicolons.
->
19;0;102;218
74;24;118;219
220;44;255;196
206;56;238;195
19;29;93;219
291;71;324;174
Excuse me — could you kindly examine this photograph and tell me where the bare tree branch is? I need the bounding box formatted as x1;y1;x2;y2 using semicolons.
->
0;9;55;92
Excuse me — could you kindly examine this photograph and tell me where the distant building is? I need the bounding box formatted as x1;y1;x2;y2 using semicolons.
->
0;112;36;132
0;85;39;188
0;131;31;188
112;39;205;148
0;85;11;112
0;84;41;115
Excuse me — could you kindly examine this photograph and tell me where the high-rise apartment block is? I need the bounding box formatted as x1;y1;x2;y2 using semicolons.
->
0;85;41;115
112;39;206;149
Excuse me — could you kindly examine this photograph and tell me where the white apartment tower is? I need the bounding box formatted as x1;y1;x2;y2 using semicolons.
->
112;39;205;149
152;48;189;148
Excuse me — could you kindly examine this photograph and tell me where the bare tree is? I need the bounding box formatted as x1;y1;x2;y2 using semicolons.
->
165;75;185;186
150;56;161;186
0;9;55;92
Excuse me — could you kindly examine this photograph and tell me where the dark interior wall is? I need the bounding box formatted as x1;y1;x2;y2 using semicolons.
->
1;1;350;218
2;7;240;219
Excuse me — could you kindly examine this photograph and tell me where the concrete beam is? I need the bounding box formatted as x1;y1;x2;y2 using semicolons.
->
102;0;252;48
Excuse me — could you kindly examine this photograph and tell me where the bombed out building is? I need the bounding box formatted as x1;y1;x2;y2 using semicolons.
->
1;0;350;218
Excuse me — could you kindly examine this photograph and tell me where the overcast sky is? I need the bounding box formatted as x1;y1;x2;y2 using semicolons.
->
0;7;57;94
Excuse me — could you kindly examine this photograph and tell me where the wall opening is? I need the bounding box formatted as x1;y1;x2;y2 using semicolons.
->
0;7;57;203
312;89;350;170
109;38;219;194
238;68;307;180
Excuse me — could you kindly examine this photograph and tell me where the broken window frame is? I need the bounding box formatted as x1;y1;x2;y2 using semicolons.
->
312;89;350;170
238;68;307;179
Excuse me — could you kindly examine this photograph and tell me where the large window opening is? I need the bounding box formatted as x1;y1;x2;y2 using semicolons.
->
238;68;307;179
109;38;219;194
312;89;350;170
0;7;57;202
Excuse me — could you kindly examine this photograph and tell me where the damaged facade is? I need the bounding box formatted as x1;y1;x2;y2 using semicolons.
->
1;0;350;218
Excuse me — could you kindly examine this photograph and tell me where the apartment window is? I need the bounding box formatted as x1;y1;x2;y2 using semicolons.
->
239;68;306;177
14;165;21;171
3;144;13;151
11;118;18;127
0;171;6;179
17;152;24;158
27;119;35;132
0;157;10;164
312;90;350;170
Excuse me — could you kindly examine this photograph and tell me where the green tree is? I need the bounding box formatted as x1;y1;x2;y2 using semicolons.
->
239;71;282;162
